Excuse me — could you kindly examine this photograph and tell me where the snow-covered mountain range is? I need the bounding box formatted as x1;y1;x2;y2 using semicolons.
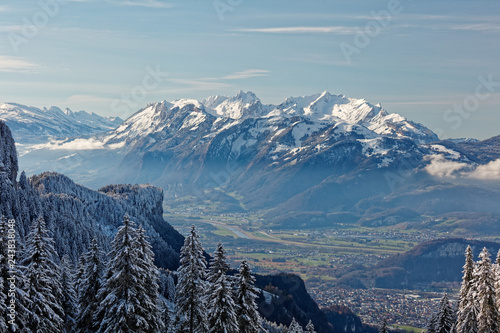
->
103;90;438;146
0;102;123;144
11;91;500;228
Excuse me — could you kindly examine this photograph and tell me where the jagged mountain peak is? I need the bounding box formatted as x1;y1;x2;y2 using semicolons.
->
202;90;263;119
278;91;390;125
234;90;259;103
171;98;203;110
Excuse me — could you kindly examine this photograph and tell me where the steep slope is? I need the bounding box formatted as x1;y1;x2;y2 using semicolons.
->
254;273;377;333
29;172;183;269
0;102;122;144
0;120;183;270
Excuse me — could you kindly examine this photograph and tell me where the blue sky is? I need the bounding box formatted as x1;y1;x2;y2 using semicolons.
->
1;0;499;139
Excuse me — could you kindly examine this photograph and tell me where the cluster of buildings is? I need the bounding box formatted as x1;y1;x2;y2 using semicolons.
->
309;286;452;329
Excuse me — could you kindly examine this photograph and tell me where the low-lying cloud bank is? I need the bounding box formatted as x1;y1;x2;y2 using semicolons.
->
425;155;500;180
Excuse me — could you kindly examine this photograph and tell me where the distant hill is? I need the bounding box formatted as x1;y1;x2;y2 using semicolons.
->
338;238;500;290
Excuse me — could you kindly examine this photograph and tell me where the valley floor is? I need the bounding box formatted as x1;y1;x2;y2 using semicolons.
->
165;209;450;329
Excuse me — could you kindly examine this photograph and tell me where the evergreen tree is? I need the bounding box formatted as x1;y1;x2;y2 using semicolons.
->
235;260;263;333
305;319;317;333
495;249;500;322
431;294;455;333
95;215;152;333
427;313;438;333
176;225;208;333
60;254;77;333
475;248;498;333
207;242;238;333
76;238;105;333
456;245;478;333
75;253;86;295
21;215;64;332
378;318;388;333
135;225;165;333
208;242;230;284
262;320;287;333
288;317;304;333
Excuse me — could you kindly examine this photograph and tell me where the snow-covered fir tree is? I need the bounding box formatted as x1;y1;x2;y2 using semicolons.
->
428;294;455;333
176;225;208;333
60;254;77;333
235;260;263;333
207;242;238;333
427;311;438;333
378;318;388;333
95;215;156;333
305;319;316;333
21;215;64;332
475;247;498;333
208;242;230;284
135;225;165;332
261;320;286;333
76;238;105;333
495;249;500;323
166;272;176;304
75;253;86;294
288;317;304;333
456;245;478;333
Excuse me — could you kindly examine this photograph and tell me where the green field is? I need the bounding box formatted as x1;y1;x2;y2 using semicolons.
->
393;324;426;332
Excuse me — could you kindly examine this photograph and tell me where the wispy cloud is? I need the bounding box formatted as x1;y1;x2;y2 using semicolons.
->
276;53;353;66
232;26;357;35
107;0;175;8
221;69;270;80
159;69;270;95
165;78;231;91
448;23;500;32
0;55;41;73
0;25;24;33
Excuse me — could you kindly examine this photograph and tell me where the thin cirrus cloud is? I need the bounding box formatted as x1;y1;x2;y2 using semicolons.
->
448;23;500;32
106;0;175;8
232;26;358;35
221;69;270;80
160;69;270;95
0;55;41;73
